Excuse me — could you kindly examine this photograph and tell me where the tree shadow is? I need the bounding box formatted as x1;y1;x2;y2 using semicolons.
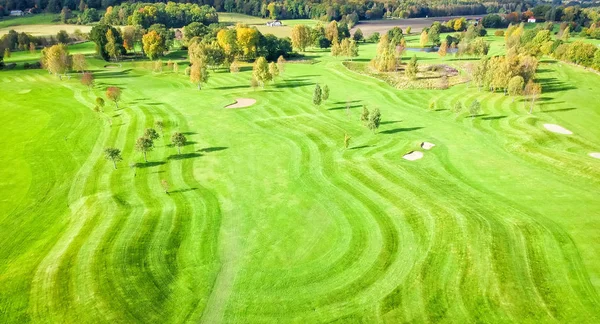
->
135;161;166;168
328;104;362;111
199;146;228;153
332;99;361;105
435;109;449;112
536;77;576;93
541;107;576;113
467;114;489;118
350;145;372;150
170;187;198;194
380;120;401;125
182;131;197;135
380;127;424;134
481;115;507;120
168;153;202;160
213;84;249;90
274;81;315;88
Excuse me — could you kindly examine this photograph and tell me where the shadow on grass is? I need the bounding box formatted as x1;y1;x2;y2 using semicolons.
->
182;131;197;135
467;114;489;118
350;145;372;150
274;81;315;89
199;146;228;153
481;115;507;120
168;153;202;160
332;100;361;105
380;120;401;125
537;77;576;93
170;187;198;194
380;127;423;134
136;161;166;168
213;84;249;90
541;107;576;113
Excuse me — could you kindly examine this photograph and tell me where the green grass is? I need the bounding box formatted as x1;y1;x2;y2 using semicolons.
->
219;12;316;38
1;33;600;322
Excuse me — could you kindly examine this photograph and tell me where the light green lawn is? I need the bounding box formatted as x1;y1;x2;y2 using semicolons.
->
1;31;600;323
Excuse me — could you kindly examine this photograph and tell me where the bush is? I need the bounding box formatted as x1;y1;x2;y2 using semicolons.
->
494;30;505;37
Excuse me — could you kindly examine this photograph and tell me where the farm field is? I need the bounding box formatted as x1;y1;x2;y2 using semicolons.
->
1;21;600;324
220;12;316;38
0;14;94;36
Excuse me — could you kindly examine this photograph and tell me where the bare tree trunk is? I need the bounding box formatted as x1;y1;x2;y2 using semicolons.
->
144;151;147;162
178;146;181;154
113;159;117;169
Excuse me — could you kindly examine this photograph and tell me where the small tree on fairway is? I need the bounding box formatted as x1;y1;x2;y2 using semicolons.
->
173;62;179;73
106;87;121;109
155;120;164;133
313;84;322;106
268;62;279;81
508;76;524;102
353;28;363;42
171;132;187;154
420;30;428;47
161;179;169;194
438;40;448;57
230;60;240;73
190;61;209;90
524;80;541;114
406;26;412;34
72;54;87;73
95;97;105;112
135;136;154;162
367;107;381;132
344;133;351;149
251;77;259;90
469;100;481;117
104;147;122;169
406;55;418;80
81;72;94;89
429;102;436;111
144;128;160;141
322;85;330;102
453;101;463;114
252;57;272;87
277;55;285;75
360;105;370;124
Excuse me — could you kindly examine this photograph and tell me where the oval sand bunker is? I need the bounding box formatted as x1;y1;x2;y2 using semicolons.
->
225;98;256;109
590;153;600;159
543;124;572;135
421;142;435;150
403;151;424;161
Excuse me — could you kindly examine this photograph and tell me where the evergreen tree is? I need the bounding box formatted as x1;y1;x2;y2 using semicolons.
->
313;84;322;106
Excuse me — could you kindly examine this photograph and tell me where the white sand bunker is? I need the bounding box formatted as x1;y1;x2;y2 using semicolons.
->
589;153;600;159
225;98;256;109
104;64;120;69
18;89;31;94
544;124;572;135
403;151;424;161
421;142;435;150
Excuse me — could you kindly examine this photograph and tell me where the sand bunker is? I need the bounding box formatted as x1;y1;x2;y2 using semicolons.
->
225;98;256;109
104;64;120;69
403;151;424;161
589;153;600;159
421;142;435;150
543;124;572;135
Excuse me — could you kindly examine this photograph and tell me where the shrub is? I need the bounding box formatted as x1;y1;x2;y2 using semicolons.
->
494;30;505;37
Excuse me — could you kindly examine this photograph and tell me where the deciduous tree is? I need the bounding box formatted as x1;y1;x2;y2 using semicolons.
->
524;80;541;114
190;61;209;90
81;72;94;89
144;128;160;141
42;44;71;78
171;132;187;154
420;30;428;47
367;107;381;132
507;76;524;101
142;30;165;60
135;136;154;162
469;100;481;117
277;55;285;74
72;53;87;73
291;24;311;51
106;86;121;109
406;55;418;80
322;84;330;101
104;147;122;169
252;57;272;87
313;84;322;106
360;105;370;124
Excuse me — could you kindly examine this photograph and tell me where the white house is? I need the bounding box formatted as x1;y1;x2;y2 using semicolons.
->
527;18;536;23
10;10;24;16
266;20;283;27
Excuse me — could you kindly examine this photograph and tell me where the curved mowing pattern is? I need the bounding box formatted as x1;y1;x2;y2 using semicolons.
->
1;47;600;322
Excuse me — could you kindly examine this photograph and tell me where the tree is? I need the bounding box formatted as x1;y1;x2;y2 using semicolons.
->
81;72;94;89
135;136;154;162
57;30;70;44
89;24;124;61
252;57;272;87
173;61;179;73
473;56;489;91
344;133;351;149
313;84;322;106
144;128;160;141
251;77;259;90
42;44;71;78
469;100;481;117
190;61;209;90
406;26;412;34
72;54;87;73
420;30;428;47
217;28;238;59
452;101;463;114
142;30;165;60
105;28;120;61
291;25;311;51
106;87;121;109
277;55;285;74
438;40;448;57
507;76;525;101
122;26;136;53
429;102;436;111
155;120;165;133
236;25;259;58
561;26;570;42
104;147;122;169
406;55;418;80
524;80;542;114
96;97;105;112
353;28;364;42
161;179;169;194
325;21;339;43
171;132;187;154
4;48;11;58
268;62;279;80
360;105;370;124
367;107;381;132
322;85;330;102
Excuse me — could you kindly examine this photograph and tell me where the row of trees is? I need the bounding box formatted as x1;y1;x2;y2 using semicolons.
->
105;130;187;169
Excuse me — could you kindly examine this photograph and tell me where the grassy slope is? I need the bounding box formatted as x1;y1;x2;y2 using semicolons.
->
1;35;600;323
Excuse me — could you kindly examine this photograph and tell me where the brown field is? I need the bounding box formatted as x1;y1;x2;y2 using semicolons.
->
0;24;92;37
350;15;484;37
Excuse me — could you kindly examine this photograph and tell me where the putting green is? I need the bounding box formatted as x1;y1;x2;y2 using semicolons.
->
1;42;599;322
